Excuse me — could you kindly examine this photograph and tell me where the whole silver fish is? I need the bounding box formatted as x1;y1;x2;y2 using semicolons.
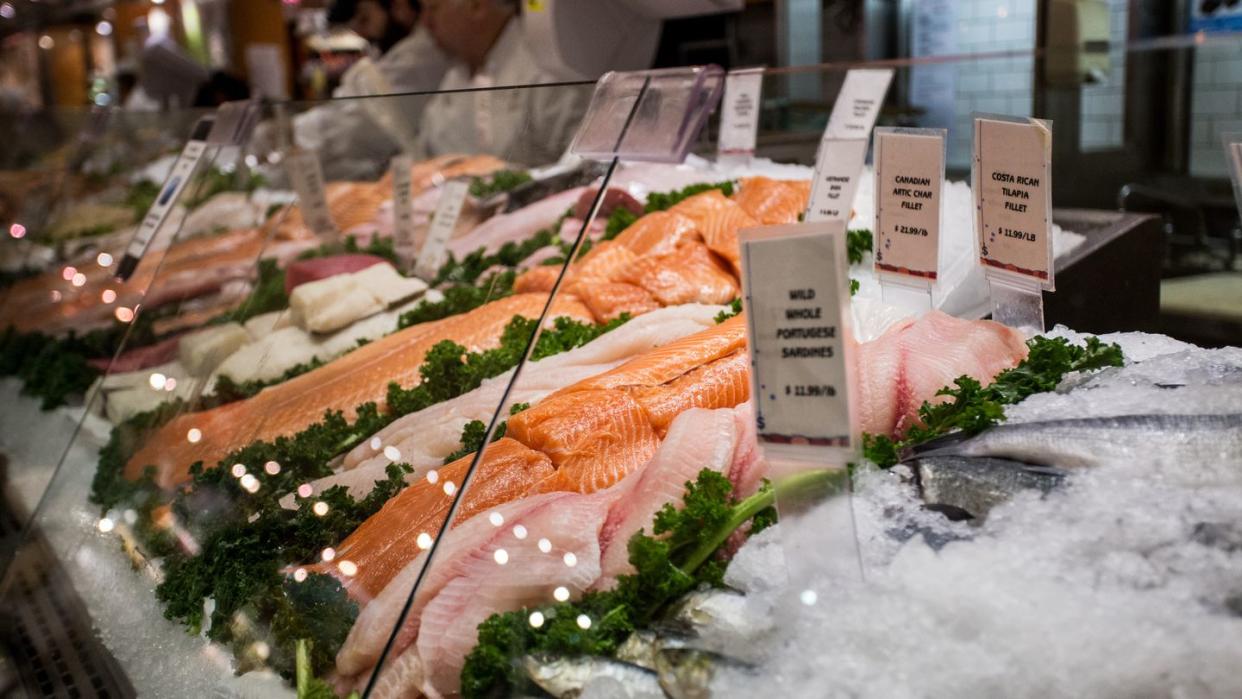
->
913;456;1066;521
521;653;663;698
918;414;1242;472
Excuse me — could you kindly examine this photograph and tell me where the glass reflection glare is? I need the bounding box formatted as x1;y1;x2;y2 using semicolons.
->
576;615;591;630
383;445;401;461
416;532;433;549
61;266;76;281
149;373;167;390
528;611;545;628
321;547;336;562
115;307;135;322
427;469;440;484
553;586;569;602
293;567;308;583
264;461;281;475
101;289;117;304
493;549;509;565
297;483;313;498
489;512;504;526
312;501;330;516
563;552;577;568
512;524;527;539
800;589;818;606
97;252;113;266
538;538;552;553
97;517;115;533
8;223;25;239
338;560;358;577
186;428;202;443
231;463;246;478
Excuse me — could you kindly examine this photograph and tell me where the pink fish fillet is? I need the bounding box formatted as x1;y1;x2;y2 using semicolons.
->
446;187;586;259
596;407;738;588
413;487;620;696
854;311;1029;437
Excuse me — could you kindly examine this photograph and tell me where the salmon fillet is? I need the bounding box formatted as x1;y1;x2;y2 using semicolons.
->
617;241;740;307
562;314;748;394
514;265;560;293
670;194;758;276
565;242;639;290
612;210;701;257
123;293;593;488
307;438;553;602
628;349;751;435
732;176;813;225
575;282;661;323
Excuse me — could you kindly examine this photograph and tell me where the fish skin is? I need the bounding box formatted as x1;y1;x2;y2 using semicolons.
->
919;414;1242;477
629;349;751;435
912;455;1066;521
617;241;739;307
305;438;554;603
730;176;813;226
123;293;592;488
613;210;702;257
522;654;663;699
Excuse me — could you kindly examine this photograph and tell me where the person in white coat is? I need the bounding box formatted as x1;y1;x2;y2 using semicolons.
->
273;0;450;180
411;0;590;166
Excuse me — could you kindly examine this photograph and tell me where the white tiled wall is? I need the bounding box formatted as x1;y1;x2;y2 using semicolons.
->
1079;0;1129;151
1190;41;1242;178
910;0;1037;168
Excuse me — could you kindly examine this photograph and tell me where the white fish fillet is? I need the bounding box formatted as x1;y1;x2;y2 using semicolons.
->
336;493;564;677
447;187;585;259
597;407;738;587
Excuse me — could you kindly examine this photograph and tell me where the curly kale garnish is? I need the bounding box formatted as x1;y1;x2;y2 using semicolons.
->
862;335;1125;468
468;169;533;199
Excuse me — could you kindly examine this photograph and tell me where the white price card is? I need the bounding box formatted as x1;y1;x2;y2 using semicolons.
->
740;221;857;462
117;116;214;280
1225;132;1242;220
825;68;894;139
973;117;1054;289
414;179;470;281
285;149;338;240
874;128;945;282
805;138;869;223
390;155;416;266
718;68;764;159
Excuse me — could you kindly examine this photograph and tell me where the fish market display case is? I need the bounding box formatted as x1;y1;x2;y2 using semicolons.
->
2;38;1240;699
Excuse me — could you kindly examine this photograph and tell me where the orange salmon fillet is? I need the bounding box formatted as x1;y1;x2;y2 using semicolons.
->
507;389;659;495
124;293;592;488
617;241;739;306
732;176;812;225
309;438;553;602
628;349;751;435
669;193;759;276
612;210;701;257
558;314;747;394
514;265;560;293
575;282;661;323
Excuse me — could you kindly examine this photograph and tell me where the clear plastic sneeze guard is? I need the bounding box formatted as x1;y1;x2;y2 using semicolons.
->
569;65;725;163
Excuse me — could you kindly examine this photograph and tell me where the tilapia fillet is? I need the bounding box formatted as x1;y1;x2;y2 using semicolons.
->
123;293;592;488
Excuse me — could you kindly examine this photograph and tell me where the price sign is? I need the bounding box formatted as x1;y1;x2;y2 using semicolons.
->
740;221;856;462
805;138;868;223
717;68;764;159
825;68;894;139
874;128;945;282
390;155;416;266
414;179;470;281
973;117;1054;288
286;149;338;239
116;116;214;280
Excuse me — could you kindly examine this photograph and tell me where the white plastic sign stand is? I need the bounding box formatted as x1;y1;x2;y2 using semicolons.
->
825;68;894;139
973;116;1054;333
873;127;946;311
804;68;894;223
285;148;338;241
717;68;764;165
390;155;417;268
116;116;214;280
739;219;863;604
1225;132;1242;221
805;138;869;223
413;179;469;281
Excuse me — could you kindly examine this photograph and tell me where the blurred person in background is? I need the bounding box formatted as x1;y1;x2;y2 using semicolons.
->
411;0;588;164
255;0;449;180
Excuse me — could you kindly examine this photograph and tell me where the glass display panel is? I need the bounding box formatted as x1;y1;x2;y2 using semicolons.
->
1;32;1240;699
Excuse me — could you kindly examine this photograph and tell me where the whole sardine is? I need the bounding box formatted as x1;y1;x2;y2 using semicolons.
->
521;653;663;698
912;456;1066;521
916;414;1242;474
